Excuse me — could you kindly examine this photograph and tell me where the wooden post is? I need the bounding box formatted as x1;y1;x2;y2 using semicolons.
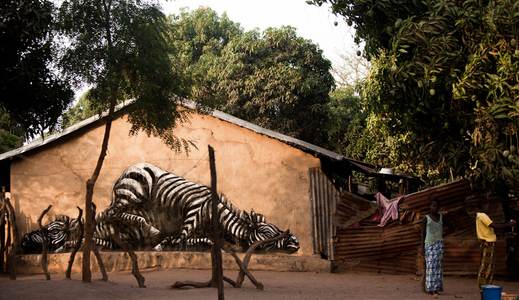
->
208;145;224;300
37;205;52;280
111;223;145;288
66;207;83;279
0;191;5;273
90;203;108;281
4;194;19;280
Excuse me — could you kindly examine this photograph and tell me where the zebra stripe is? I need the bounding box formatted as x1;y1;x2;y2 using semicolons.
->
96;163;299;252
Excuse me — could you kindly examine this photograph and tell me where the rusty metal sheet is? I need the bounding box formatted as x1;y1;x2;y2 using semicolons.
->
334;223;421;274
309;168;339;260
334;191;377;228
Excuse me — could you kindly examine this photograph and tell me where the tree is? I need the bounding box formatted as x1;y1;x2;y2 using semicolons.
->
169;7;241;101
58;0;187;282
60;90;100;129
325;85;365;155
169;9;335;145
332;49;369;87
309;0;519;189
0;0;74;139
211;27;334;144
0;108;23;153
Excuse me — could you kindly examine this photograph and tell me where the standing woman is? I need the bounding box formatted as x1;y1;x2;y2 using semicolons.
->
422;198;444;297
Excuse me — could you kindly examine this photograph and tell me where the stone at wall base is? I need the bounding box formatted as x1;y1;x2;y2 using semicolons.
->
15;251;331;275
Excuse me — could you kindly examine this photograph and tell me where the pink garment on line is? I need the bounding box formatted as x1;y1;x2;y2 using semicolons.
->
375;192;403;227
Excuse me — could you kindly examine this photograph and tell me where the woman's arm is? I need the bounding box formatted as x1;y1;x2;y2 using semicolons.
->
421;217;427;246
443;213;455;235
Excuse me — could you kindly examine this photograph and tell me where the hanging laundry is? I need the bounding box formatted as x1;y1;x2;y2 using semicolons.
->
375;192;404;227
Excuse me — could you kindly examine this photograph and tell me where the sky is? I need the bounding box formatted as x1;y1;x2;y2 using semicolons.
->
162;0;359;70
74;1;360;100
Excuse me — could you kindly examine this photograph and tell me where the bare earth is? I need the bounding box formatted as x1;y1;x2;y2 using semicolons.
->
2;269;519;300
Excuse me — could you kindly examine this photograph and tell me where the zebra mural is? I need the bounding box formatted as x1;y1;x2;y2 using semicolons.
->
21;215;81;253
19;163;300;253
95;163;299;253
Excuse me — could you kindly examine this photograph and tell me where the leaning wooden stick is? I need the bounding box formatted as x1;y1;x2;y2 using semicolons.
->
226;248;263;290
66;206;83;279
111;223;145;288
5;195;19;280
37;205;53;280
172;145;226;296
233;231;290;288
91;203;108;281
0;202;6;273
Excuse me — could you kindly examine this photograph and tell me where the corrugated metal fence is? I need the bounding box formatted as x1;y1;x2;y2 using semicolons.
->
309;168;339;260
333;179;512;275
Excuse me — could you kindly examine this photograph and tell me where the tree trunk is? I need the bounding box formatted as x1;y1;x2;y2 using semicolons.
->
82;103;115;283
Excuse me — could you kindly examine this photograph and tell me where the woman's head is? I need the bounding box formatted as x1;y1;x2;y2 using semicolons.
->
430;197;439;214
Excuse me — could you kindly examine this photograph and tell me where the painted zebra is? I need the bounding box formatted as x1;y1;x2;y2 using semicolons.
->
20;215;81;254
95;163;299;253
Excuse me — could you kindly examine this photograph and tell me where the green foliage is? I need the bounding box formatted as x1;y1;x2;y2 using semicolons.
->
59;0;188;151
0;0;74;139
308;0;428;57
61;90;101;129
0;108;23;153
310;0;519;188
326;85;366;155
168;7;242;109
169;9;335;145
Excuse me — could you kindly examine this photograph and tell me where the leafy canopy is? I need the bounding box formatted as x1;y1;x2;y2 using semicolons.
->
311;0;519;189
169;8;335;145
0;0;74;139
59;0;188;150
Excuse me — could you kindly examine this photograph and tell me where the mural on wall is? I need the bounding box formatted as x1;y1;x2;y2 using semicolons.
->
21;163;299;254
21;215;81;253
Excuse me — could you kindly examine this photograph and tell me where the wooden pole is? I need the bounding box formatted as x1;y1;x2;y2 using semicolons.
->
111;223;145;288
0;192;5;273
208;145;224;300
66;207;83;279
4;194;18;280
91;203;108;281
37;205;52;280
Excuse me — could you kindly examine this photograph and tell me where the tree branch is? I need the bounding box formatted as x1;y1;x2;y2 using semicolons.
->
37;205;52;280
66;206;83;279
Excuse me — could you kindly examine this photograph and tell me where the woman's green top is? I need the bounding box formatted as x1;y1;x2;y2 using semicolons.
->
424;214;443;247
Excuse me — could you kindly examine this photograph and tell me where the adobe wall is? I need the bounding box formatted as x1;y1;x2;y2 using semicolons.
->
10;112;320;258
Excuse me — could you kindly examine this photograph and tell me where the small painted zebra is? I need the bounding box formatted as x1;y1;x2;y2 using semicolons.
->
21;215;81;253
96;163;299;252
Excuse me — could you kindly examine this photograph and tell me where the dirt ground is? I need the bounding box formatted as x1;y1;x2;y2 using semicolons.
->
1;269;519;300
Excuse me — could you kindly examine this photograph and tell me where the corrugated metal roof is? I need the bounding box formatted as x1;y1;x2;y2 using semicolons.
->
0;100;347;162
0;100;131;162
0;100;419;182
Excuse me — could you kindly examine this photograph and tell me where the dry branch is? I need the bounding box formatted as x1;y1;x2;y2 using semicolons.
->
37;205;52;280
66;206;83;279
5;195;19;280
0;198;6;273
91;203;108;281
172;145;225;299
233;231;290;288
111;223;145;287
